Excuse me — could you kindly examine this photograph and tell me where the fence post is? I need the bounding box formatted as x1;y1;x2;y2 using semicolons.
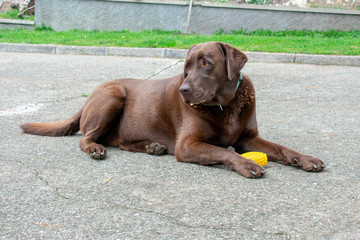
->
185;0;193;34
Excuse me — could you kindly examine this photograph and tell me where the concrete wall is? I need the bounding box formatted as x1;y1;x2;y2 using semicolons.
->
35;0;360;33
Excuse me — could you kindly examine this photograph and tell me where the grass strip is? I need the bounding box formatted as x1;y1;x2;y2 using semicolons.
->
0;28;359;55
0;10;34;21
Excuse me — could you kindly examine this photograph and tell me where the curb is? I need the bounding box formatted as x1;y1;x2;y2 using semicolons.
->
0;43;359;66
0;19;34;30
0;19;35;25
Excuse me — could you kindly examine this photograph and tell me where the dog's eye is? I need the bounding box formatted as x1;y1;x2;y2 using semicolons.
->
201;59;210;67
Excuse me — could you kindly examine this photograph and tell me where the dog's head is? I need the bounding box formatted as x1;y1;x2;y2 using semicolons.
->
179;42;247;107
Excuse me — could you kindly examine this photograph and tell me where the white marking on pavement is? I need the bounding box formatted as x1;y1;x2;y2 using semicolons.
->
0;103;43;116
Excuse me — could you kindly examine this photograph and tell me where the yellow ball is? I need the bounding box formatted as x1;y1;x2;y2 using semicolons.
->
241;152;268;166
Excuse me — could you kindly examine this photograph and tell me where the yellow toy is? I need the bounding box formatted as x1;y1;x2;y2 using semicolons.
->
241;152;268;166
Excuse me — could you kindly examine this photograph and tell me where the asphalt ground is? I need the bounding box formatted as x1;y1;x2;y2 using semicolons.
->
1;51;359;239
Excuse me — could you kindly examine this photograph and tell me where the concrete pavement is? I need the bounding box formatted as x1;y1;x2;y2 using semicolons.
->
1;52;359;239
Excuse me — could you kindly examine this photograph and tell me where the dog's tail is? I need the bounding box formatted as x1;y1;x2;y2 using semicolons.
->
20;109;82;137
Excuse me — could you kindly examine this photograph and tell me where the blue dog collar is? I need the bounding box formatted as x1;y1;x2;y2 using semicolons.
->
236;72;243;92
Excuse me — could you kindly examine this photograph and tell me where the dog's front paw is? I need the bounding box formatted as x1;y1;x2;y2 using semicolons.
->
86;144;107;160
293;155;326;172
146;142;167;156
234;159;266;178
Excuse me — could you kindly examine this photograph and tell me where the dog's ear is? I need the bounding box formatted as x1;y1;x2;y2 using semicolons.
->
184;44;198;78
185;44;198;60
218;43;248;81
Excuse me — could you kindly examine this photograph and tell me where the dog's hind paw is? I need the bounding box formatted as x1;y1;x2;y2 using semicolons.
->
146;142;167;155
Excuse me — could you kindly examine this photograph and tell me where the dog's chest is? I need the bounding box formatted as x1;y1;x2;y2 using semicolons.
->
217;110;242;145
215;88;254;145
194;86;254;146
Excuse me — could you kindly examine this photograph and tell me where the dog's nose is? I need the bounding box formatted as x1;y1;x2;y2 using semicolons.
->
179;84;192;95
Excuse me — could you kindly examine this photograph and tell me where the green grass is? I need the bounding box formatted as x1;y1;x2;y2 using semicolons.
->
0;9;34;21
0;28;359;55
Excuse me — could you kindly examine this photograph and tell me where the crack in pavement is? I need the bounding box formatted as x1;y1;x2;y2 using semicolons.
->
105;200;291;237
15;160;70;200
106;199;231;231
10;160;291;237
146;60;181;80
34;171;71;200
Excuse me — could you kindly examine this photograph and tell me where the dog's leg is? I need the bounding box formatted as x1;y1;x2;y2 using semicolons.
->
175;139;266;178
236;136;325;172
119;141;167;155
79;83;126;160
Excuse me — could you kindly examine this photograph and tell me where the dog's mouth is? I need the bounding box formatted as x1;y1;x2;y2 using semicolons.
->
179;83;217;107
183;95;216;107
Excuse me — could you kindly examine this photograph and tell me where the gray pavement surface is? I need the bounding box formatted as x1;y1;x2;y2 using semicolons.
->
1;52;359;239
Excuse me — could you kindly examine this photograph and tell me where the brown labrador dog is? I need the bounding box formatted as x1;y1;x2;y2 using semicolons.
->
21;42;325;178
